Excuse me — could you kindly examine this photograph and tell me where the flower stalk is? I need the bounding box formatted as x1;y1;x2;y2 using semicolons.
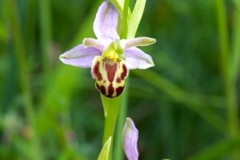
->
216;0;240;159
101;94;122;160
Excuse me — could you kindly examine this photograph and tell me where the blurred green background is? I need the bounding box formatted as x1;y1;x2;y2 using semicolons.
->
1;0;240;159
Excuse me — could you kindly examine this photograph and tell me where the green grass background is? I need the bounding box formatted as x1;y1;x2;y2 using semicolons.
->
0;0;240;159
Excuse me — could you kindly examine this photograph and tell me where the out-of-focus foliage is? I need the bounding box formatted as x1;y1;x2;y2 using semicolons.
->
0;0;240;160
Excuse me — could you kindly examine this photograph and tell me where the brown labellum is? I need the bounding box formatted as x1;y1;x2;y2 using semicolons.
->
92;56;128;98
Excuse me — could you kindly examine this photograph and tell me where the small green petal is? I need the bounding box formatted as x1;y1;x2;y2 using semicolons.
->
83;38;103;49
122;37;156;49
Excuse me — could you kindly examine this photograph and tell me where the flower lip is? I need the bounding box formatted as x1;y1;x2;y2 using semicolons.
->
92;56;128;98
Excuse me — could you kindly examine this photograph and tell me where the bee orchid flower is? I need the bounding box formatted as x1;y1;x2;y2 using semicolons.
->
59;1;156;98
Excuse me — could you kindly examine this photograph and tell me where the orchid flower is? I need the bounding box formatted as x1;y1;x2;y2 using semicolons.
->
122;118;139;160
59;1;156;98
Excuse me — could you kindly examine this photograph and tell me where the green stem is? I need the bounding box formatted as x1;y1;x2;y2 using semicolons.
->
215;0;229;79
226;82;238;137
114;80;129;160
231;6;240;83
101;94;122;160
216;0;239;159
39;0;52;72
216;0;239;137
227;0;240;144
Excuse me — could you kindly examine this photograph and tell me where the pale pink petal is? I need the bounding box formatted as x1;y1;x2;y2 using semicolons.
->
125;47;154;69
59;44;102;68
93;1;119;42
122;118;139;160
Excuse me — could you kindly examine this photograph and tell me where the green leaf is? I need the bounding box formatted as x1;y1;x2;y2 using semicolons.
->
188;137;240;160
97;137;112;160
127;0;146;38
